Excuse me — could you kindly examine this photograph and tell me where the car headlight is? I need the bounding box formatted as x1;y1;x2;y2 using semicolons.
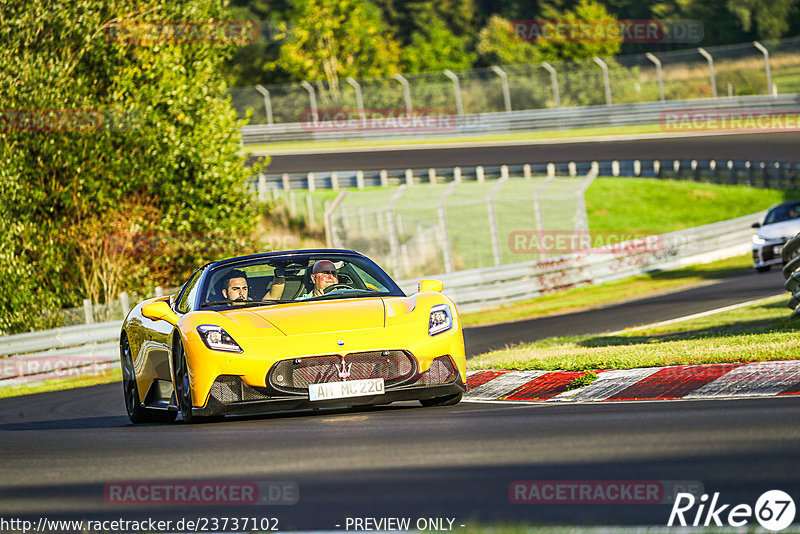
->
428;304;453;336
753;235;767;245
197;325;242;353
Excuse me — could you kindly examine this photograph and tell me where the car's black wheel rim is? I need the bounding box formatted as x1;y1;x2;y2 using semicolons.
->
121;335;137;416
174;340;192;420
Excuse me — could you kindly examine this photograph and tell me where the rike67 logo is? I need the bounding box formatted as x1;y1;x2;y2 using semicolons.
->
668;490;796;531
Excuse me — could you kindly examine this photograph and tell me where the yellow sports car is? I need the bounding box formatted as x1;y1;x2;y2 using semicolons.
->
120;249;466;423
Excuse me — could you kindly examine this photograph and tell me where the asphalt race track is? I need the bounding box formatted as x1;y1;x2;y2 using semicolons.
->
3;133;800;531
263;132;800;173
2;386;799;530
464;268;786;357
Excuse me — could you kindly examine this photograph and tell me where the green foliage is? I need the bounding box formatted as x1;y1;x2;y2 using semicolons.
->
535;0;623;63
272;0;401;101
401;16;476;73
0;0;264;334
476;15;540;66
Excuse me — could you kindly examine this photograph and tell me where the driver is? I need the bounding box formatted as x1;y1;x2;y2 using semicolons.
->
297;260;339;300
221;269;249;301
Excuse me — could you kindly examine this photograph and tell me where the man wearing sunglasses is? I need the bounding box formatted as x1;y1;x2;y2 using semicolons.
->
297;260;339;300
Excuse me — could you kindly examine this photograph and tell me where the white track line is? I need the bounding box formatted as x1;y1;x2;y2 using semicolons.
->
606;293;786;336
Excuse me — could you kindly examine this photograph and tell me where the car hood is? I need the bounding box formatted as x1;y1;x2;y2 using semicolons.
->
758;220;800;241
234;298;386;335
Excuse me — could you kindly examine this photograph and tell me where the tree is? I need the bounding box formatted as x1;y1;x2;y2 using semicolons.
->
272;0;401;102
401;16;476;73
0;0;263;333
534;0;623;62
476;14;540;66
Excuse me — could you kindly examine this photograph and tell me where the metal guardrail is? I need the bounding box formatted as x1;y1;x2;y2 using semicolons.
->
395;212;762;313
252;159;800;192
781;233;800;315
241;94;800;145
0;212;763;385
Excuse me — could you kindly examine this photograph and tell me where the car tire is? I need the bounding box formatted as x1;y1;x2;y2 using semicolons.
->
121;333;177;424
419;392;463;407
755;265;771;273
173;336;223;424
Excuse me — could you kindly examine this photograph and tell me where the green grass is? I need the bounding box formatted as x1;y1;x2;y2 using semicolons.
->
458;254;753;326
468;295;796;371
0;369;121;399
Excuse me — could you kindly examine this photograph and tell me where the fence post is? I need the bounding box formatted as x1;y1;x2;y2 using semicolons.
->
674;160;682;180
746;161;753;186
258;173;267;202
299;81;318;124
289;190;297;217
356;170;365;190
654;159;661;178
592;57;612;106
633;160;641;176
490;66;512;112
345;77;366;128
541;62;560;107
394;74;413;118
405;169;414;186
691;160;699;181
428;168;437;185
454;166;462;183
776;162;784;188
523;164;532;180
645;53;665;102
438;183;457;273
697;48;717;98
611;161;619;177
254;84;274;125
728;160;736;185
83;299;94;324
306;194;315;229
281;173;290;191
119;292;130;318
569;162;577;177
476;165;485;183
380;169;388;187
710;160;718;183
761;162;768;188
307;172;316;193
443;70;464;116
547;163;555;178
753;41;772;96
501;165;509;179
331;171;339;191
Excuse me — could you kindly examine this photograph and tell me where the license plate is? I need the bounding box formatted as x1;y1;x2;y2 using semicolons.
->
308;378;384;401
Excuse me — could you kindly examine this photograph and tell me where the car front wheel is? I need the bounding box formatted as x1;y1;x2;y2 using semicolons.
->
173;336;222;424
121;333;176;424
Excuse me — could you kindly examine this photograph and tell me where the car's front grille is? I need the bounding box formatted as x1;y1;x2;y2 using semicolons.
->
408;355;459;387
209;375;271;403
268;350;417;393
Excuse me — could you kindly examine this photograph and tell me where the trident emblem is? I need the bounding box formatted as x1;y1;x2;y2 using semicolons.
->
335;356;352;380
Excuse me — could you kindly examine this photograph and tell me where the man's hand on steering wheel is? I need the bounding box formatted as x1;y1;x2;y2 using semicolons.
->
323;283;355;294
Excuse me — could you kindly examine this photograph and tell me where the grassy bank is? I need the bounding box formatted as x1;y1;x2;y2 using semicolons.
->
468;294;794;371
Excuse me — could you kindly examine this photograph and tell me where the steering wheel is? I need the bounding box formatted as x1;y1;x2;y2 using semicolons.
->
323;283;355;294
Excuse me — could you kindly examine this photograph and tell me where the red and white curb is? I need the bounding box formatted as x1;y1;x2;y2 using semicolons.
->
465;361;800;402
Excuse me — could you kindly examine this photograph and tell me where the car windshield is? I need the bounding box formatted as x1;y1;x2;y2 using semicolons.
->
764;202;800;225
200;253;404;308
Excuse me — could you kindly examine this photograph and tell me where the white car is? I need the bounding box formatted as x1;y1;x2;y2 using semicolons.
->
752;200;800;272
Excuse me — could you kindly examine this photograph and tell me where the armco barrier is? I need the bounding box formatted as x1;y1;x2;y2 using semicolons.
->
395;212;762;313
0;212;762;385
241;94;800;145
781;232;800;315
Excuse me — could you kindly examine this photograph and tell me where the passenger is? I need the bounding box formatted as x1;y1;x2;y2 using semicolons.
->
297;260;339;300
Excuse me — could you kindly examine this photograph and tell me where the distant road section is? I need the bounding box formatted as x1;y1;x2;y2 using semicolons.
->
264;132;800;173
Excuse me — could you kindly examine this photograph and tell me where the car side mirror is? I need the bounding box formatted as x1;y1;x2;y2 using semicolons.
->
141;300;179;324
752;222;761;228
418;279;444;293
